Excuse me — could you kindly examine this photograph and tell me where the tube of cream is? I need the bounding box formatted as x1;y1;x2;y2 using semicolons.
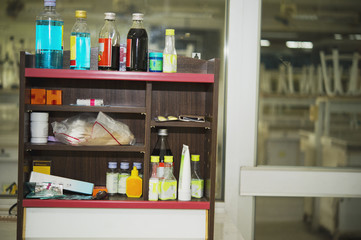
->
178;144;191;201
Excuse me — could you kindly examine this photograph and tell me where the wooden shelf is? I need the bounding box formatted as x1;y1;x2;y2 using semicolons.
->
25;68;214;83
22;198;210;210
151;120;211;128
25;142;145;152
26;104;146;114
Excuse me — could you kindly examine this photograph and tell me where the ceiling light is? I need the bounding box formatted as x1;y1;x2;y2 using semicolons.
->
286;41;313;49
261;40;270;47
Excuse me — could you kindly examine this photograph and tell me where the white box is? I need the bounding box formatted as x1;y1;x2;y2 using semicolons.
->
29;171;94;195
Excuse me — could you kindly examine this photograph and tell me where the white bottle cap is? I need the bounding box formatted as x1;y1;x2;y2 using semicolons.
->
104;12;116;20
30;112;49;122
132;13;144;21
44;0;56;7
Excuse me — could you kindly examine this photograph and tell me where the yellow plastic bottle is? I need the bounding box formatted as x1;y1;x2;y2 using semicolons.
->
126;166;142;198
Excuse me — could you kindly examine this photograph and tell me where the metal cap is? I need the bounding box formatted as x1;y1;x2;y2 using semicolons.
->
164;155;173;163
150;156;160;163
158;128;168;136
120;162;130;169
75;10;87;18
191;155;200;162
165;29;175;36
132;13;144;21
104;12;116;20
108;162;117;169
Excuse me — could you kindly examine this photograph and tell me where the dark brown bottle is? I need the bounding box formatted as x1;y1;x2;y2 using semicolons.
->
126;13;148;72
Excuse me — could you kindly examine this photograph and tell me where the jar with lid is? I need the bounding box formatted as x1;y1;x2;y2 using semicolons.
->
106;162;118;196
118;162;130;195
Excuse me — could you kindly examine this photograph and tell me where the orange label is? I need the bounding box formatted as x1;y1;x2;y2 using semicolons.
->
126;38;132;68
98;38;112;67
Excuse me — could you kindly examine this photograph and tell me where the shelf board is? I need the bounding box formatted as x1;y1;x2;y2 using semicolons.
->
25;68;214;83
25;142;145;152
0;194;17;199
22;198;210;210
26;104;146;114
151;120;211;128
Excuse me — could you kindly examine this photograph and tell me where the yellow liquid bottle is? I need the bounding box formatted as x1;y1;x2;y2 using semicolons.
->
126;166;143;198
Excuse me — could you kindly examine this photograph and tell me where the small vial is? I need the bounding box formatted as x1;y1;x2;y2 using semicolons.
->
118;162;130;195
106;162;118;196
133;162;143;178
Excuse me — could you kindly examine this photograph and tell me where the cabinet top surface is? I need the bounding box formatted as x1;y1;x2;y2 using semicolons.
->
25;68;214;83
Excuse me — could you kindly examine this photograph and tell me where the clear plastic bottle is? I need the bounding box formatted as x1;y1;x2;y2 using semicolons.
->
133;162;143;178
70;10;90;70
35;0;63;69
98;12;120;71
106;162;118;196
151;129;172;179
148;156;159;201
191;155;204;198
118;162;130;195
159;156;177;200
163;29;177;73
126;13;148;72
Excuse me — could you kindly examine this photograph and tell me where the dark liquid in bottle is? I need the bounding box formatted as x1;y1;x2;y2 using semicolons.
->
99;45;120;71
126;28;148;71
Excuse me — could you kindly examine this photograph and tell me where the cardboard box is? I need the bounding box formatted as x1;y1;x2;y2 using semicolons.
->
46;90;62;105
31;89;46;104
29;171;94;195
33;160;51;175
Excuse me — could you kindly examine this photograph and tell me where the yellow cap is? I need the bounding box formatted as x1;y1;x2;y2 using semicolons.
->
151;156;160;163
131;166;139;176
75;10;87;18
164;155;173;163
191;155;200;161
165;29;175;36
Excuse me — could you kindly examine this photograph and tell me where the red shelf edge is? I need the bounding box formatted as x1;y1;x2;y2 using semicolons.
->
25;68;214;83
22;199;210;210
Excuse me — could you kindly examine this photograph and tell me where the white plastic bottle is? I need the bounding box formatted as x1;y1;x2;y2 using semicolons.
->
163;29;177;73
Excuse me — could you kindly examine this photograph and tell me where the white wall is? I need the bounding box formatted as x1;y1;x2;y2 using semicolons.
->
224;0;261;239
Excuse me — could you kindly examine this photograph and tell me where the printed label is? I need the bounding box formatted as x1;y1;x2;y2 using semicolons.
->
148;178;159;201
106;172;118;194
70;36;76;66
159;180;177;200
98;38;112;67
126;39;132;68
118;173;129;194
163;54;177;73
191;179;204;198
149;58;163;72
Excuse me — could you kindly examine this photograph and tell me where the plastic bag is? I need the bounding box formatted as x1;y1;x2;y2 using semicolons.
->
52;112;135;146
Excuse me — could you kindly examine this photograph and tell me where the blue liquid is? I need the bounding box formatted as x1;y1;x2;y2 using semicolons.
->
70;32;90;70
35;20;63;69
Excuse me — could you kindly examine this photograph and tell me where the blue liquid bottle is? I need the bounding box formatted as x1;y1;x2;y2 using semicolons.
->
35;0;63;69
70;10;91;70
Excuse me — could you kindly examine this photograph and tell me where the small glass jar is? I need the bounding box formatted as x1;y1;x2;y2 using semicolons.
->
149;52;163;72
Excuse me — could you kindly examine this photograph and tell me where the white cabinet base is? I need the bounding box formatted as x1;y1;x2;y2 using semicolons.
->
25;208;207;239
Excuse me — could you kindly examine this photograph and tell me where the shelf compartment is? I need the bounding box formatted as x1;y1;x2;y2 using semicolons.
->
151;120;211;128
23;198;210;210
26;104;146;114
25;68;214;83
25;142;145;152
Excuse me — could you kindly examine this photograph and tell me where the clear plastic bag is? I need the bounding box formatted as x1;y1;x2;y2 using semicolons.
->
52;112;135;146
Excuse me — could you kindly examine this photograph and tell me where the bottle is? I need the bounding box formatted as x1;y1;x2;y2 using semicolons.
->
118;162;130;195
148;156;160;201
178;144;191;201
35;0;63;69
98;12;120;71
163;29;177;73
126;166;142;198
133;162;143;178
126;13;148;71
70;10;90;70
191;155;204;198
151;129;172;179
159;156;177;200
106;162;118;196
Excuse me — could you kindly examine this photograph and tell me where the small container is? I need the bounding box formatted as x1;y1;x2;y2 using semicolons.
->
126;166;142;198
149;156;160;201
133;162;143;178
30;112;49;144
149;52;163;72
118;162;130;195
106;162;118;196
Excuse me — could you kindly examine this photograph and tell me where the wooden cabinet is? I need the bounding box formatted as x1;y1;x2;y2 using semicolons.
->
17;52;219;239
